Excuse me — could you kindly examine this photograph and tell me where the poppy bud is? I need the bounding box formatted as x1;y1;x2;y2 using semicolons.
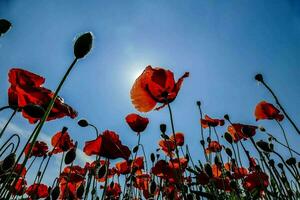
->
156;154;160;160
150;153;155;163
206;137;211;143
200;140;205;146
256;140;272;152
150;181;156;194
224;132;233;144
196;101;201;106
0;19;12;36
286;157;296;166
224;114;230;121
255;74;264;82
65;148;76;165
298;162;300;169
97;165;107;179
51;186;60;200
78;119;89;127
195;165;202;173
77;183;85;199
133;145;139;153
277;163;284;169
214;155;221;166
22;104;45;119
268;159;275;167
74;32;93;59
225;148;232;157
1;153;15;171
160;124;167;134
204;163;212;178
110;181;114;189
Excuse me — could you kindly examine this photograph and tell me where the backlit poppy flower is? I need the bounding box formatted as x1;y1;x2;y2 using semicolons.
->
130;65;189;112
97;167;117;182
26;183;49;199
51;130;75;154
8;68;77;124
125;113;149;133
24;141;48;158
168;157;188;171
212;164;222;178
205;141;222;154
211;177;231;192
227;123;257;142
115;156;144;175
170;132;185;146
60;165;86;183
159;132;185;156
10;178;27;196
59;178;83;200
233;167;248;179
243;172;269;194
83;130;131;160
14;164;27;177
255;101;284;121
134;172;151;191
103;183;122;200
201;115;225;129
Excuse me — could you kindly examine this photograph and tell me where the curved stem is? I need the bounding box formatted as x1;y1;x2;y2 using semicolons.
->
0;106;11;112
197;104;209;162
275;120;293;157
0;108;17;138
89;123;99;137
261;80;300;135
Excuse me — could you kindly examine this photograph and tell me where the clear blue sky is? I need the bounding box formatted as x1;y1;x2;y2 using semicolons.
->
0;0;300;185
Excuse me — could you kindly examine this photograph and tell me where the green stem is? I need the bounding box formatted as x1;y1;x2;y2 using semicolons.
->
0;108;17;138
101;158;110;200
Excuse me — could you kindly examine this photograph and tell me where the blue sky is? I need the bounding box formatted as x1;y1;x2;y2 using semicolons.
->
0;0;300;186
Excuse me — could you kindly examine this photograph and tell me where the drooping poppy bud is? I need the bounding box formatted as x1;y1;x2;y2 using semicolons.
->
224;132;233;144
256;140;272;152
133;145;139;153
150;153;155;163
51;185;60;200
97;165;107;179
225;148;232;158
74;32;93;59
76;183;85;199
286;157;296;166
78;119;89;127
64;148;76;165
0;19;12;36
2;153;16;171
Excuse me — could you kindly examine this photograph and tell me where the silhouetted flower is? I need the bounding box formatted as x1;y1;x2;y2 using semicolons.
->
205;141;222;154
24;141;48;158
201;115;224;128
26;183;49;199
227;123;257;142
51;130;75;154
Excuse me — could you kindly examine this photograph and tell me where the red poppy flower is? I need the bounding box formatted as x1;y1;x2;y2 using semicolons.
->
201;115;225;129
255;101;284;121
125;113;149;133
51;130;75;154
115;156;144;175
197;171;210;185
227;123;257;142
59;178;82;200
211;177;231;192
14;164;27;177
151;160;179;182
24;141;48;158
130;66;189;112
8;68;77;124
205;141;222;154
243;172;269;194
212;164;222;178
97;167;117;182
134;172;151;191
170;132;185;146
26;183;49;199
103;183;122;200
233;167;248;179
10;178;27;196
158;132;185;156
60;165;86;183
83;130;131;160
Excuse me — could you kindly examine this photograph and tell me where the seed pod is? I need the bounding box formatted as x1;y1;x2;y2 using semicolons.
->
256;140;272;152
200;140;205;146
150;153;155;163
225;148;232;157
74;32;93;59
160;124;167;134
2;153;16;171
255;74;263;82
65;148;76;165
78;119;89;127
204;163;212;178
22;104;45;119
97;165;107;179
196;101;201;106
224;132;233;144
76;183;85;199
133;145;139;153
0;19;12;36
51;185;60;200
